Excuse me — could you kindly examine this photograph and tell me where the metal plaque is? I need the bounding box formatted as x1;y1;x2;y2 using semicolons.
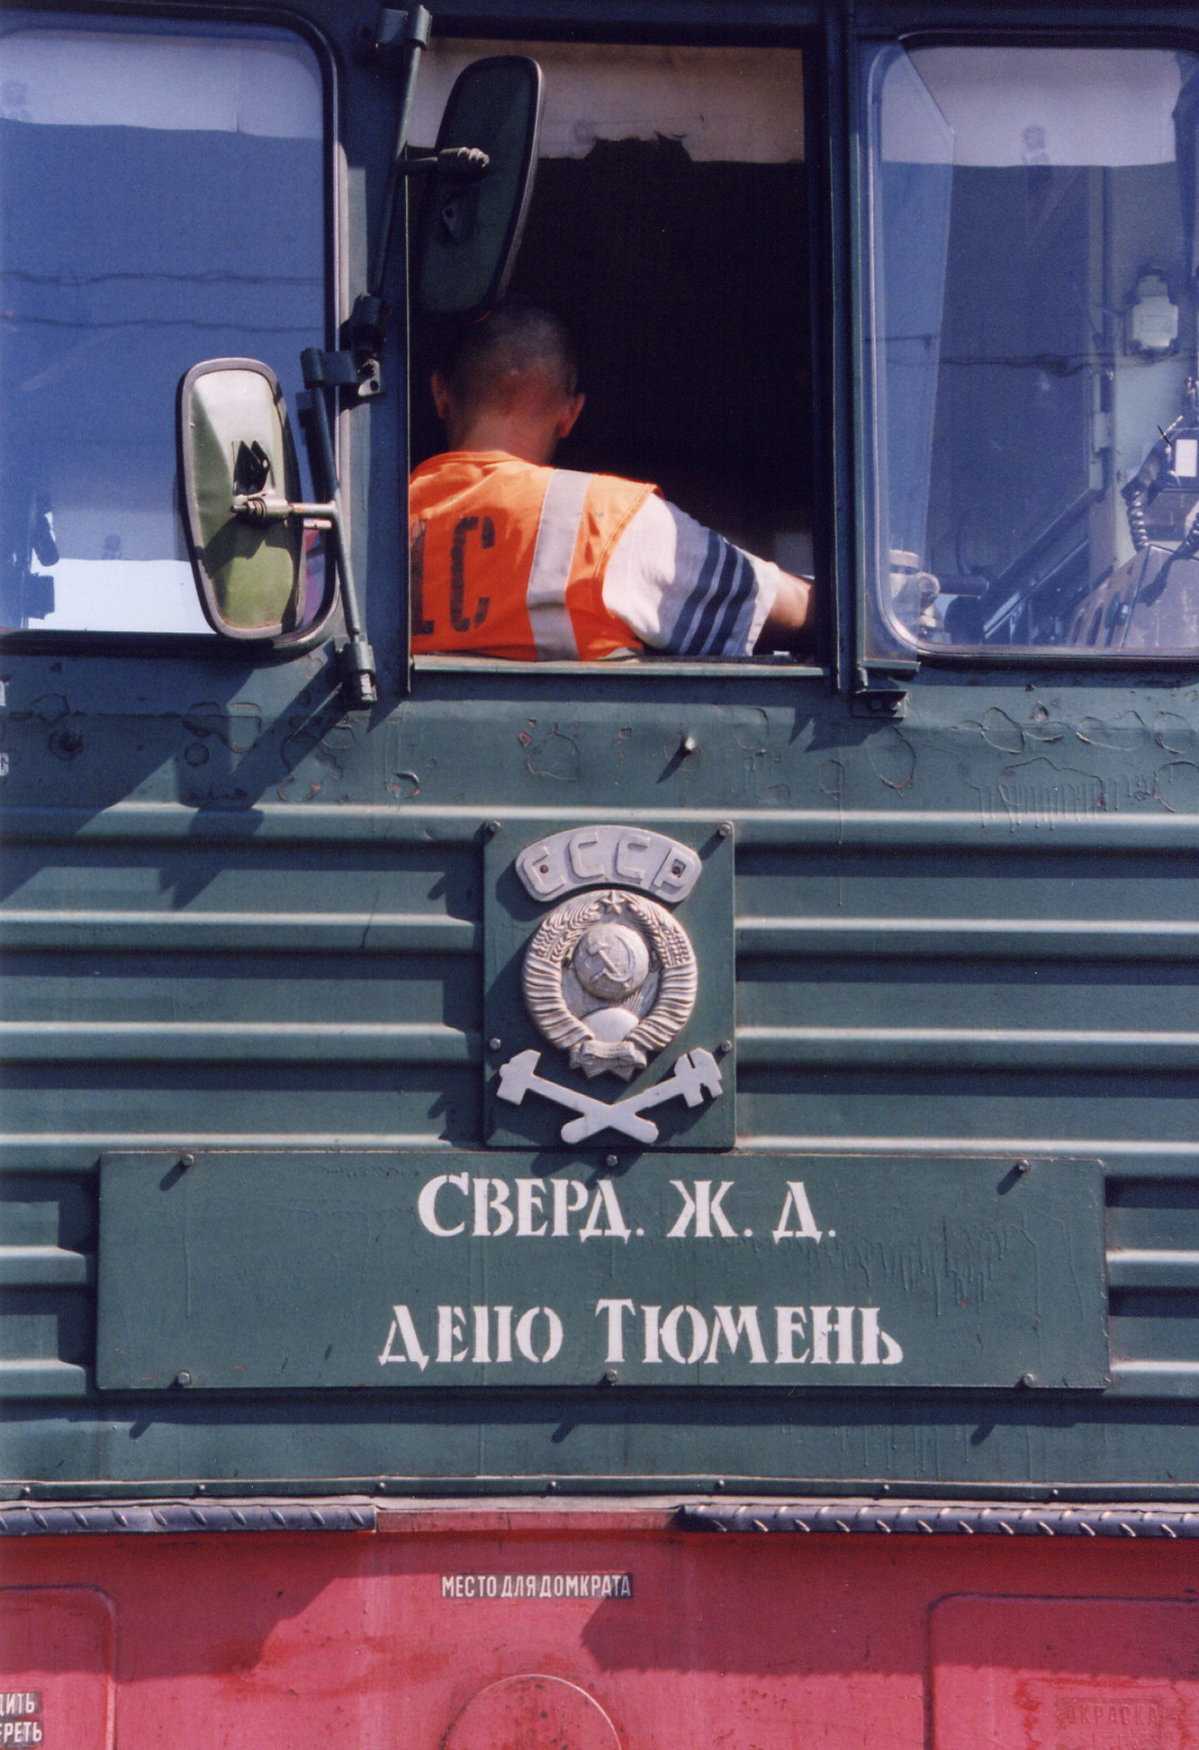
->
96;1152;1108;1393
484;820;735;1150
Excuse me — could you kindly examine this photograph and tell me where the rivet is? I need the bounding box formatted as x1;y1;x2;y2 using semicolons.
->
713;1478;726;1491
718;821;733;838
605;1154;619;1169
484;819;501;837
178;1152;196;1170
603;1368;619;1385
489;1037;503;1052
1014;1158;1032;1175
546;1479;558;1493
196;1483;206;1494
1020;1371;1037;1388
20;1485;31;1498
175;1370;192;1388
681;734;698;755
717;1039;733;1057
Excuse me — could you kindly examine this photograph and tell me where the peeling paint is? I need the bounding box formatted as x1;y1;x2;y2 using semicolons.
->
523;723;580;782
996;755;1106;823
868;725;917;792
1153;759;1199;813
183;701;263;753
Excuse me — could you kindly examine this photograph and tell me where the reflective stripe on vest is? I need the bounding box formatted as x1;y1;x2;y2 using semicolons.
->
526;468;592;658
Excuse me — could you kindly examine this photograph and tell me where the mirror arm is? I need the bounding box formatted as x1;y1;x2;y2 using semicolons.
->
299;349;379;710
365;6;432;300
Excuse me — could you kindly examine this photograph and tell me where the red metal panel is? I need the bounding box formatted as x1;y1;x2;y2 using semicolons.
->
0;1587;114;1749
2;1510;1198;1747
931;1596;1199;1748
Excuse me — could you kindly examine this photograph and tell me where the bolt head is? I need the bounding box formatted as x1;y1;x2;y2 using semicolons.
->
175;1370;192;1388
1020;1371;1037;1388
1014;1158;1032;1175
603;1368;619;1385
178;1152;196;1170
484;819;501;836
718;821;733;838
681;734;698;754
489;1037;503;1052
717;1039;733;1057
605;1153;619;1169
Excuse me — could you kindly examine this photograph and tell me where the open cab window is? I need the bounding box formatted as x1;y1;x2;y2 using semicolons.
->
409;39;813;668
867;41;1199;659
0;12;328;637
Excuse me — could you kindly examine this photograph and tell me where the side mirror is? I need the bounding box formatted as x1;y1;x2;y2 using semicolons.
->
178;358;305;638
414;56;543;318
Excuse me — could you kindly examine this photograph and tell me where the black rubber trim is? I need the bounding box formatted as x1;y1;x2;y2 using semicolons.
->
0;1501;376;1536
678;1502;1199;1538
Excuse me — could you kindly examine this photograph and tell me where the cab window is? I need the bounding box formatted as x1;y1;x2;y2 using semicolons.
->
410;39;812;659
0;13;326;635
868;43;1199;657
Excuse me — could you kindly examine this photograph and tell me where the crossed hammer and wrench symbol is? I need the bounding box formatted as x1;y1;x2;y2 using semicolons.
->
496;1046;723;1144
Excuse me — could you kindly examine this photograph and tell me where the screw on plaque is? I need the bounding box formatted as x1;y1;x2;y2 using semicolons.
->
178;1152;196;1169
484;819;501;837
718;821;733;838
175;1370;192;1388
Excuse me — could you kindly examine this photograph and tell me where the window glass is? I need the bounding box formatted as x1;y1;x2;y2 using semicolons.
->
0;15;326;634
868;44;1199;656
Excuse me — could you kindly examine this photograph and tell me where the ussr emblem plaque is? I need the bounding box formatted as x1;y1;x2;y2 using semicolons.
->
483;821;735;1150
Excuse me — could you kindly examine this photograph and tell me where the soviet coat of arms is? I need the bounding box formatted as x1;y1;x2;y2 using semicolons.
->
494;826;723;1145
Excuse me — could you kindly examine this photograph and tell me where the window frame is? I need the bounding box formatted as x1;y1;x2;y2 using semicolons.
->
402;14;831;687
0;0;344;660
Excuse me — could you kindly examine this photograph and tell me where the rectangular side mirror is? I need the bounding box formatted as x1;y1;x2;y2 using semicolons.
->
178;358;305;638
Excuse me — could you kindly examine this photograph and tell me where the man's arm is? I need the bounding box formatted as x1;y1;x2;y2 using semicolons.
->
755;570;815;654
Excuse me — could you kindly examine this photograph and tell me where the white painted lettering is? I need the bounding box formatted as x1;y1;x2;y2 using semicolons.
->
772;1181;824;1243
859;1306;904;1364
595;1297;637;1364
493;1303;513;1365
437;1304;470;1364
474;1177;514;1237
667;1179;737;1239
516;1177;548;1236
378;1305;429;1372
514;1306;563;1364
775;1306;810;1363
551;1177;589;1236
417;1171;467;1237
704;1305;768;1365
579;1179;631;1243
643;1304;663;1364
811;1305;856;1364
660;1304;707;1365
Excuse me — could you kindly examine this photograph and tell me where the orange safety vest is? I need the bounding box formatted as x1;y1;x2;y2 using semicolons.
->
409;451;658;660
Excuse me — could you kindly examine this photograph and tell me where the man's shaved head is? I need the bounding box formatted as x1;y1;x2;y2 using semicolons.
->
432;298;585;463
441;299;579;415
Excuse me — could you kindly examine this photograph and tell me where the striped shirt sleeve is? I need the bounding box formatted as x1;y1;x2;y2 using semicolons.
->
601;495;781;657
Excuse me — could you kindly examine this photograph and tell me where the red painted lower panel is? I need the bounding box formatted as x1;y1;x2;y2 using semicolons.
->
2;1509;1198;1748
